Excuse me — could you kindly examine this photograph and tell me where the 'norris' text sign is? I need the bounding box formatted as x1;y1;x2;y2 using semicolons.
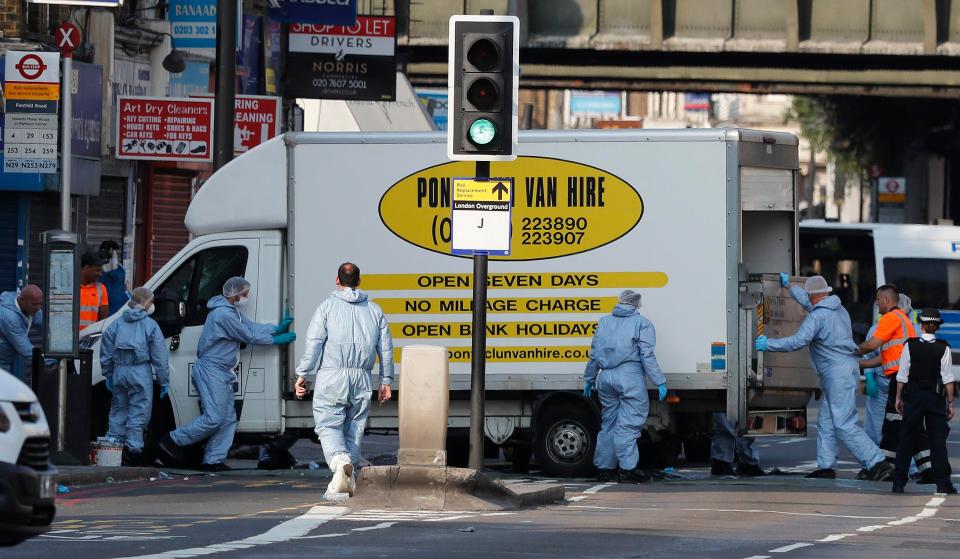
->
284;16;396;101
116;96;214;162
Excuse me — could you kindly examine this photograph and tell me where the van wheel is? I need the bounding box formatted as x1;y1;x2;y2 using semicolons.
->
533;403;597;478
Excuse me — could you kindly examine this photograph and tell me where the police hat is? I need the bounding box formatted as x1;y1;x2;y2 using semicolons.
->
919;308;943;324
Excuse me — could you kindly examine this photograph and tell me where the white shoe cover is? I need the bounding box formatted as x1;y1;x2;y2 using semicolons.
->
326;454;354;496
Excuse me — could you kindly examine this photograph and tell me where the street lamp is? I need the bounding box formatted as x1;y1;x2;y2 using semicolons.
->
159;33;186;74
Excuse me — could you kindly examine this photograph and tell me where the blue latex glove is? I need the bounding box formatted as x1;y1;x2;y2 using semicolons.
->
159;384;169;399
105;377;113;392
755;335;768;351
864;372;878;398
658;384;667;401
272;332;296;345
779;272;790;288
582;381;594;398
274;312;294;335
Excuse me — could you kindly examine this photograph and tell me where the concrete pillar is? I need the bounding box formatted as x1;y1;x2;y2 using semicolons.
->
397;345;450;467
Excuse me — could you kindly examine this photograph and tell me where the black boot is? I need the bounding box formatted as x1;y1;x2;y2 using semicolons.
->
891;483;906;494
865;461;895;481
915;469;938;485
199;462;232;472
736;463;766;477
618;467;651;484
596;469;619;483
805;468;836;479
158;433;186;467
711;459;737;476
121;449;145;467
936;482;958;495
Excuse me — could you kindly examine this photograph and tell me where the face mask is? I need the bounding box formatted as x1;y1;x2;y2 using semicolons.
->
236;296;249;307
146;304;155;316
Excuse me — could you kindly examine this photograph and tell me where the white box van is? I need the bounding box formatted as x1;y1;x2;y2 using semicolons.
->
800;220;960;374
81;129;819;475
0;369;56;546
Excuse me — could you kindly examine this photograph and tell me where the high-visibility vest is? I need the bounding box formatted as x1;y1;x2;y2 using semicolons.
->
79;282;106;328
879;308;916;376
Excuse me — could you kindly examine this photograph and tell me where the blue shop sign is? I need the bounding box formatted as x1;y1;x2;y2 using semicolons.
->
267;0;357;26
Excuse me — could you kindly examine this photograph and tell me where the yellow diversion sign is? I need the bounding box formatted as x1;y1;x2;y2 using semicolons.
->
378;156;643;260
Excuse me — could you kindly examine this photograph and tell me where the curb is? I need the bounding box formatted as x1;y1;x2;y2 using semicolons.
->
56;466;159;488
354;465;566;510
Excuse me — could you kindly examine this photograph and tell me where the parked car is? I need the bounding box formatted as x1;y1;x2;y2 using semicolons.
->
0;368;56;546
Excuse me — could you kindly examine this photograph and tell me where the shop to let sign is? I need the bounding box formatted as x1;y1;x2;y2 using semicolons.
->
116;96;214;162
285;16;396;101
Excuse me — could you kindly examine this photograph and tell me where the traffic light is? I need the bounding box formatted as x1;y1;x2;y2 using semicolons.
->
448;15;519;161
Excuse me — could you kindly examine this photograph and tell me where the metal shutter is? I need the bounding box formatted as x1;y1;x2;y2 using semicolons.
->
149;170;193;277
85;178;126;251
0;192;19;292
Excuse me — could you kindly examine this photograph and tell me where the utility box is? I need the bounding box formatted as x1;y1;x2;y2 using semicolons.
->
397;346;449;467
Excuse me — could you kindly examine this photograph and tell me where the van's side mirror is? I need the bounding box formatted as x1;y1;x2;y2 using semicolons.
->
154;288;186;339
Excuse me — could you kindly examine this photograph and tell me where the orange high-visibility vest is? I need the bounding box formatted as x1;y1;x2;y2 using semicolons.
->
876;308;916;376
79;282;106;328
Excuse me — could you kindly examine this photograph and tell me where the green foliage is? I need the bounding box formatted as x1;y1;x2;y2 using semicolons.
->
787;96;960;176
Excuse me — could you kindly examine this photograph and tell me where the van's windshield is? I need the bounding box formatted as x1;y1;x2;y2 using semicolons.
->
883;258;960;310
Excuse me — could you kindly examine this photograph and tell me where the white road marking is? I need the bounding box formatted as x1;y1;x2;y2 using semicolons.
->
683;508;894;520
927;497;945;507
567;496;587;502
857;525;888;532
350;522;396;532
423;515;474;522
769;543;813;553
817;534;855;543
583;483;616;494
293;533;349;540
111;506;347;559
916;508;938;518
742;556;771;559
481;512;516;517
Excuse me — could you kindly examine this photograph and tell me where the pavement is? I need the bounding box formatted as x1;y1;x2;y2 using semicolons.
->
15;397;959;558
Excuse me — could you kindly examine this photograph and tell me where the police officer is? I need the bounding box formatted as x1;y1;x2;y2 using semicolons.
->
891;308;956;494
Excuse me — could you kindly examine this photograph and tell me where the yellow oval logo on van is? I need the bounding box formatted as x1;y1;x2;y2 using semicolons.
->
379;156;643;261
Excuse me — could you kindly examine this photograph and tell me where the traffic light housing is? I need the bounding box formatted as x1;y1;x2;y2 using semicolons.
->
448;15;519;161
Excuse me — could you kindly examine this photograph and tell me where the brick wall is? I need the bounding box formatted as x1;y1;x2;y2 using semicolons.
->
0;0;24;39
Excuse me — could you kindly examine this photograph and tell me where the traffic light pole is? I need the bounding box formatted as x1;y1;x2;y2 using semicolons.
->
214;0;237;170
468;160;490;471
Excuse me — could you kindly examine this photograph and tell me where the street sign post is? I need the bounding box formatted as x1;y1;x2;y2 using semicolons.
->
447;9;519;472
55;22;80;56
3;51;60;174
450;177;512;256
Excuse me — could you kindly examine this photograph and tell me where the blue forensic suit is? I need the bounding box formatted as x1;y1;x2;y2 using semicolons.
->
710;413;759;466
169;296;275;464
100;307;170;452
767;287;884;469
584;303;666;471
0;291;42;380
295;289;393;467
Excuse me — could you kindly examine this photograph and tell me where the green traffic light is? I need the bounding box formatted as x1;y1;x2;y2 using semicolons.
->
468;119;497;146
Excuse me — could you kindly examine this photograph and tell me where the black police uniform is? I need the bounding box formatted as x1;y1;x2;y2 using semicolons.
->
892;336;954;491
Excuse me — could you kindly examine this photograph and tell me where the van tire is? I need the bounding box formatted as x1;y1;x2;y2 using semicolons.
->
533;402;597;478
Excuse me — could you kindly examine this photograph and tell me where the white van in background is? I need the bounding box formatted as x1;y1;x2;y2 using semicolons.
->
799;220;960;371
